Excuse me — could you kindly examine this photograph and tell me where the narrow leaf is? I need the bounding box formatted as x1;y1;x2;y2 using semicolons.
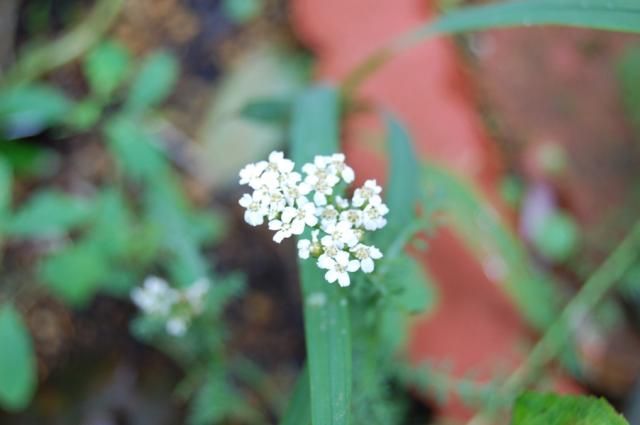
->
0;304;37;411
376;113;419;250
415;0;640;42
126;51;179;112
290;85;351;425
280;366;311;425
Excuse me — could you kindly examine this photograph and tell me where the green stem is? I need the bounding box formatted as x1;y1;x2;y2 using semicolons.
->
467;218;640;425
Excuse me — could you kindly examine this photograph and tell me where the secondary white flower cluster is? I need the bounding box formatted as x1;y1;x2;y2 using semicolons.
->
239;151;388;287
131;276;209;336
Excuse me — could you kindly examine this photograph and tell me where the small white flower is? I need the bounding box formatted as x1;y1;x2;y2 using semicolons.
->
282;179;311;206
131;276;177;315
362;200;389;231
269;219;300;242
330;153;355;183
340;209;363;228
265;189;287;219
166;317;188;336
282;201;318;229
239;161;267;189
335;196;350;210
268;151;295;174
351;244;383;273
317;204;339;229
239;193;268;226
352;179;383;207
321;220;359;249
318;251;360;287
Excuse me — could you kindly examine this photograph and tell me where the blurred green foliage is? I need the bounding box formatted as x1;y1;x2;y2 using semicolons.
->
0;37;242;421
513;392;629;425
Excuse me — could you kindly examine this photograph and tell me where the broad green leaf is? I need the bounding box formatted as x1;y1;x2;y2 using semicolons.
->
531;211;579;263
84;40;131;98
389;253;436;314
125;51;178;112
376;113;419;250
240;97;292;124
0;304;37;411
103;115;168;181
280;367;311;425
513;392;629;425
290;85;351;425
0;84;72;138
422;164;560;330
412;0;640;42
0;157;11;213
0;141;59;178
222;0;263;23
39;243;108;306
617;46;640;130
8;190;91;238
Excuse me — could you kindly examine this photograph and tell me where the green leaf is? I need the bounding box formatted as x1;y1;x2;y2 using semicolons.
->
0;84;72;138
0;157;11;213
0;304;37;411
103;115;168;181
617;45;640;130
222;0;263;23
8;190;91;238
39;243;108;306
376;113;419;250
531;211;579;263
240;97;292;124
422;164;560;330
84;40;131;98
125;51;178;112
513;392;629;425
0;141;59;178
280;367;311;425
389;254;436;314
290;85;351;425
416;0;640;40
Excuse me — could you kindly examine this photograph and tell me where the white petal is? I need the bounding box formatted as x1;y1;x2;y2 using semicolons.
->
369;247;383;259
269;220;283;230
325;270;338;283
361;258;374;273
313;192;327;206
348;260;360;273
341;167;355;183
281;207;297;223
239;193;252;207
318;255;334;269
337;272;350;287
245;210;263;226
291;220;305;235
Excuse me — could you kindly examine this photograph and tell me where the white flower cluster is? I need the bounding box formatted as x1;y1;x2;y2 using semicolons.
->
239;151;388;287
131;276;209;336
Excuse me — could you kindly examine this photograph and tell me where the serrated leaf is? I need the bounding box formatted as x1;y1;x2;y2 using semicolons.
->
290;85;351;425
8;190;91;238
84;40;131;98
513;392;629;425
0;84;72;138
125;51;178;112
0;304;37;411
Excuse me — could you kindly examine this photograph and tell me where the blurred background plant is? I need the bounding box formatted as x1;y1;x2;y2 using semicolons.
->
1;0;640;425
